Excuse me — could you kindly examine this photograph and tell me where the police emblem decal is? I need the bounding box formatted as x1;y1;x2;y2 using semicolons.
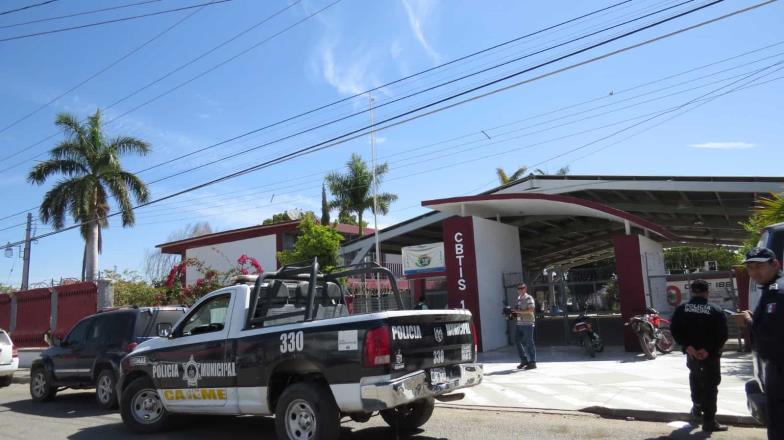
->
182;355;201;387
434;327;444;343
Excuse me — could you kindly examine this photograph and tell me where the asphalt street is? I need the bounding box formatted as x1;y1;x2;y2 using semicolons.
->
0;380;767;440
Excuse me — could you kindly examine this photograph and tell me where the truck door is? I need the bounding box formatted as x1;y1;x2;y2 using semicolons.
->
152;291;236;413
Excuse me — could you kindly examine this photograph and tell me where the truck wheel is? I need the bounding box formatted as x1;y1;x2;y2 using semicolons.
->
275;382;340;440
120;376;169;434
380;397;435;432
30;367;57;402
95;369;118;409
0;375;12;387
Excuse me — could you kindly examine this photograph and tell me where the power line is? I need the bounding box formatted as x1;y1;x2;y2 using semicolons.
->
140;0;706;185
0;0;164;30
3;0;747;246
133;57;784;216
0;0;231;43
0;0;322;167
0;0;643;171
0;1;207;142
0;0;57;16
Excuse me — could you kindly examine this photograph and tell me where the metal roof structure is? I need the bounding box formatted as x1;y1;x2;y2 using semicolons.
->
341;175;783;271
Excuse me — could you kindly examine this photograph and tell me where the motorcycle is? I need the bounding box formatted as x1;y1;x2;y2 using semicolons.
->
625;307;675;360
572;314;604;357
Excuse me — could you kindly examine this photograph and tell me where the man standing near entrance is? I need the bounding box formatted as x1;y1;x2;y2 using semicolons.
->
670;279;728;432
740;247;784;440
514;283;537;370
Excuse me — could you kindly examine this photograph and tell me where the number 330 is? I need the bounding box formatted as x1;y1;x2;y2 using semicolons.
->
280;331;304;353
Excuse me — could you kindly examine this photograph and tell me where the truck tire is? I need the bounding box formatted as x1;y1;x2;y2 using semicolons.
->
29;367;57;402
380;397;435;432
120;376;169;434
95;369;118;409
275;382;340;440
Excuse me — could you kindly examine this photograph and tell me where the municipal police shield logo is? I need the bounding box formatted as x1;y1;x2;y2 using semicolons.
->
434;327;444;343
182;355;201;387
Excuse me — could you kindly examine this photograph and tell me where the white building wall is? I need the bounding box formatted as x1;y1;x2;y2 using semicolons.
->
472;217;522;351
185;235;277;285
638;235;666;312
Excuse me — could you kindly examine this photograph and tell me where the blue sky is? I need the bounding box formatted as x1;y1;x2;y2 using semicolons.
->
0;0;782;286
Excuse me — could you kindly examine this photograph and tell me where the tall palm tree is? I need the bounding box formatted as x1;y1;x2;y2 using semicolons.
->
28;110;150;281
325;153;397;236
496;166;528;184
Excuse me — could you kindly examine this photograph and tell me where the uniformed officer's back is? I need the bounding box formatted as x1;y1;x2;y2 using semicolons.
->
670;295;728;359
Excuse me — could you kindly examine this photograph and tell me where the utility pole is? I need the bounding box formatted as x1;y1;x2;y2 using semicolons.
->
369;92;382;299
21;213;32;290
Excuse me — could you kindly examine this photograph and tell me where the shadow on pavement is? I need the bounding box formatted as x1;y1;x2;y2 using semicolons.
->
2;392;113;419
645;425;713;439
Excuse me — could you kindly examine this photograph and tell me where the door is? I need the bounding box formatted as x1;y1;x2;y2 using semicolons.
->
52;317;93;382
152;292;235;413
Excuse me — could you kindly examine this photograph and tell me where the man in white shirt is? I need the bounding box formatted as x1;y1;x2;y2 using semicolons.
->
514;283;537;370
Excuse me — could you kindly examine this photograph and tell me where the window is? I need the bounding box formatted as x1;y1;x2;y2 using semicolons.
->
66;319;92;345
0;331;10;345
103;314;135;345
180;295;230;336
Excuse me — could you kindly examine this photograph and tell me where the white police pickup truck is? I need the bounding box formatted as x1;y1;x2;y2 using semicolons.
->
117;261;482;439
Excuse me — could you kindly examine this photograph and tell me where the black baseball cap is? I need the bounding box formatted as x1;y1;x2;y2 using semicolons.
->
690;279;709;293
743;247;777;264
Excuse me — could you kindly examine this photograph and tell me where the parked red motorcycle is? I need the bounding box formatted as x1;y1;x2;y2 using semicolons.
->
625;307;675;360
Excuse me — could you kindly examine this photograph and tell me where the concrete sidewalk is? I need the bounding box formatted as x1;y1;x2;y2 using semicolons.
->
443;345;757;425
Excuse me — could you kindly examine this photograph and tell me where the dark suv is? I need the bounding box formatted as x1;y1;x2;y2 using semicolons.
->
30;306;187;408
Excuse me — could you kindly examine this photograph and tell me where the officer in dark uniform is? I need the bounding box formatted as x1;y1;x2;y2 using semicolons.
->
741;247;784;440
670;279;728;432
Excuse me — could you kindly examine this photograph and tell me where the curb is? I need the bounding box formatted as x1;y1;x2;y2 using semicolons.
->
436;403;762;427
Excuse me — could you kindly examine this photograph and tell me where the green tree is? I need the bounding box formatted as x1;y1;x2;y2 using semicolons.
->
325;153;397;236
496;166;528;184
0;284;16;295
663;246;741;272
277;215;344;269
262;210;315;225
321;183;330;225
103;269;159;307
28;110;150;281
740;192;784;252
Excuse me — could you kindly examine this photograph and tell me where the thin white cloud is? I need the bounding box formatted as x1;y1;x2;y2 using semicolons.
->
320;41;379;97
401;0;442;63
689;141;755;150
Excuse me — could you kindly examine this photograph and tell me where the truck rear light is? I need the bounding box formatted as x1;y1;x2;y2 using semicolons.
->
126;342;139;352
470;322;478;357
364;326;390;367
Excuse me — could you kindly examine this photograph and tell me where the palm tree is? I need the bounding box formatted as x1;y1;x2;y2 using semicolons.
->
28;110;150;281
325;153;397;236
496;166;528;185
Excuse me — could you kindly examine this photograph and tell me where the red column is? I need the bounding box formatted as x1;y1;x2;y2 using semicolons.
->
612;234;647;352
443;216;483;351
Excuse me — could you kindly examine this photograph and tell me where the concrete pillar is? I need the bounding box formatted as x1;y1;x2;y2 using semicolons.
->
97;279;113;309
50;288;57;335
9;293;16;333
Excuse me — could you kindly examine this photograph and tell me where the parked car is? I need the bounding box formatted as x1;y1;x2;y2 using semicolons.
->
0;328;19;387
30;306;187;408
745;221;783;425
117;261;483;439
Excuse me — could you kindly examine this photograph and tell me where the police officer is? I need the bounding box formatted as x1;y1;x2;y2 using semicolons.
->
741;247;784;440
670;279;728;432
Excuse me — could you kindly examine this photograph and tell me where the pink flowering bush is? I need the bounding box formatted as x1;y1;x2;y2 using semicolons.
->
159;254;263;305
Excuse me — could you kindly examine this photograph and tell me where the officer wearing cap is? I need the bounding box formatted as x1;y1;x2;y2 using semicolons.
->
670;279;728;432
741;247;784;440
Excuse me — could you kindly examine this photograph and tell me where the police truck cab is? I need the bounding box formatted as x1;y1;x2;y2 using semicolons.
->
117;261;482;439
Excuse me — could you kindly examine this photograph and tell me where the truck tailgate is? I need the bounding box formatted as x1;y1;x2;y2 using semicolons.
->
386;311;476;377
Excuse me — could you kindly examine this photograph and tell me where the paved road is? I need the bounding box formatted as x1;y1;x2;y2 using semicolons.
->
465;346;752;419
0;380;766;439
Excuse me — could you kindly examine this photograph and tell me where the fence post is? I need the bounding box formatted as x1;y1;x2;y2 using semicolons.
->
97;279;113;309
9;292;17;333
50;287;58;336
